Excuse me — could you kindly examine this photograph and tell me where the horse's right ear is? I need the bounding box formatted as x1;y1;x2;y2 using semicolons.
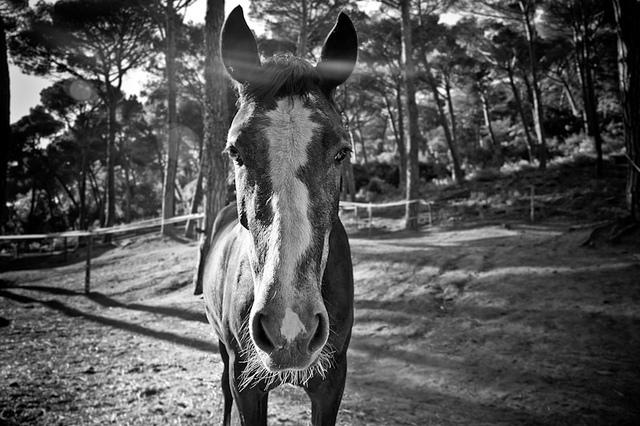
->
220;6;261;84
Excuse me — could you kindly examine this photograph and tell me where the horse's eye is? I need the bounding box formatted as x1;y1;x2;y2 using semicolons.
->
227;145;244;166
334;147;351;163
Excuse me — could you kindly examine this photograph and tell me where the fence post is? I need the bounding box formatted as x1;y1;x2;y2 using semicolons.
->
368;203;373;235
530;185;535;223
63;237;68;262
84;234;92;294
354;205;358;228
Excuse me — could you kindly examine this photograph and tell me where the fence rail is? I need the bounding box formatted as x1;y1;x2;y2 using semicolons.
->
0;212;206;294
0;212;205;242
340;198;434;229
0;199;432;292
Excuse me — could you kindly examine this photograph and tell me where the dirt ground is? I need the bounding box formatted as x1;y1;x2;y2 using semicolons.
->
1;212;639;425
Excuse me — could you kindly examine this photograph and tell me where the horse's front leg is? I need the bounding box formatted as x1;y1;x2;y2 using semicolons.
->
227;352;269;426
305;354;347;426
218;341;234;426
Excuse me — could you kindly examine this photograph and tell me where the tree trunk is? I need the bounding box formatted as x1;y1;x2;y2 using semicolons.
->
162;0;179;235
0;16;9;231
613;0;640;221
55;175;78;210
559;74;582;119
79;144;87;229
185;136;205;238
507;65;535;162
29;186;37;222
444;74;458;148
194;0;229;294
384;94;406;188
355;116;368;167
423;58;463;183
519;0;547;169
340;113;357;202
573;6;604;178
123;153;132;223
378;116;388;154
297;0;308;56
340;159;356;202
44;186;59;228
394;81;407;188
88;166;103;226
480;90;499;164
400;0;420;230
104;88;117;231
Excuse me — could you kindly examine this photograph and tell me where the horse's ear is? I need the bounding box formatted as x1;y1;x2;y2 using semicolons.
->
317;12;358;91
220;6;261;84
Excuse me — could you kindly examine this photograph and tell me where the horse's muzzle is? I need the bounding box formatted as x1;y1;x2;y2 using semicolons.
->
250;308;329;371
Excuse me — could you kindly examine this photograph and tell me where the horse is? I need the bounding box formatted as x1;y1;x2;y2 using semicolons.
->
201;6;357;426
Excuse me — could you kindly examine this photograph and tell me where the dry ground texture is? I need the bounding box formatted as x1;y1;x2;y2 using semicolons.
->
1;159;640;425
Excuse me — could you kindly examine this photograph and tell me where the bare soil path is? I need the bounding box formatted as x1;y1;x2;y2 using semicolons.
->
1;221;639;425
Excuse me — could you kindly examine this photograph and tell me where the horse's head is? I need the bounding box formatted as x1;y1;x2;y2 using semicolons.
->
220;6;357;381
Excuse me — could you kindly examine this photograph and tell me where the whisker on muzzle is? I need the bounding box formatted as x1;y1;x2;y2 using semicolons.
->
237;317;335;391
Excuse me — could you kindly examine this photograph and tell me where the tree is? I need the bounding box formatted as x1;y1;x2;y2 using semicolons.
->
543;0;608;177
415;15;465;183
613;0;640;221
357;17;407;186
250;0;350;57
9;106;65;232
399;0;421;229
39;78;102;229
475;0;549;169
0;0;27;232
11;0;154;228
193;0;229;294
0;11;9;232
148;0;197;235
473;22;536;162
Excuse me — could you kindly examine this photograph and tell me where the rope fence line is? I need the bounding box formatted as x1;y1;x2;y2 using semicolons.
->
339;199;434;230
0;212;206;242
0;212;206;294
0;200;433;292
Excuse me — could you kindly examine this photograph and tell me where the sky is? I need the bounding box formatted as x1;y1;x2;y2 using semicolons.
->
8;0;251;122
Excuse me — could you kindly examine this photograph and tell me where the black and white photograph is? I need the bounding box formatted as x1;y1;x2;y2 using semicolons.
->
1;0;639;424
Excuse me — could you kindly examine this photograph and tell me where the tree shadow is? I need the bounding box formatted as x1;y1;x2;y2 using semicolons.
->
0;243;113;272
0;289;217;354
87;292;208;324
344;345;552;425
346;303;640;425
356;298;440;318
0;281;208;324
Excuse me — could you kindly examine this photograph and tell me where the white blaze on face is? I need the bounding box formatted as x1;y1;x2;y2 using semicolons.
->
227;101;255;146
262;97;317;340
280;307;307;343
319;230;331;279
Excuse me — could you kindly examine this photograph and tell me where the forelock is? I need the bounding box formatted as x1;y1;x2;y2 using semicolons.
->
239;54;322;102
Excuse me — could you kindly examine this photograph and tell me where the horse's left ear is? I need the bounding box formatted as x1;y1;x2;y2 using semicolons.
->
317;12;358;91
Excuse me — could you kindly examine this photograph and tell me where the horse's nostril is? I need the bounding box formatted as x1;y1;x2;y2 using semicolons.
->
252;313;276;353
308;313;328;353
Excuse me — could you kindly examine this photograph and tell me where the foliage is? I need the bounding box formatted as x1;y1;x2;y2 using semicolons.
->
2;0;631;233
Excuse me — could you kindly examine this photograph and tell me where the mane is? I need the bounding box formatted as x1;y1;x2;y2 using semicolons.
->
240;53;324;102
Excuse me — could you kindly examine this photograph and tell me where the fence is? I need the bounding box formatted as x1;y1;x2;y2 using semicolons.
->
339;199;434;231
0;213;205;294
0;199;433;293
